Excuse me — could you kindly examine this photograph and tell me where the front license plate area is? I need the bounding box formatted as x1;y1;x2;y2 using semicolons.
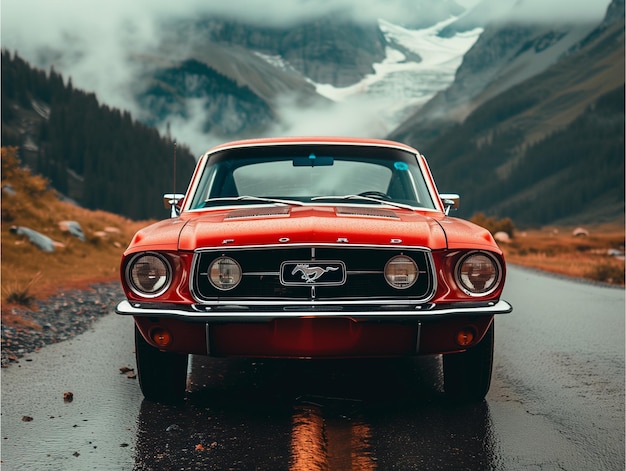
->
273;317;360;354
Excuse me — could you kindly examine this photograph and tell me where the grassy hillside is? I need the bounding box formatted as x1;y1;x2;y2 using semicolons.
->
1;147;149;316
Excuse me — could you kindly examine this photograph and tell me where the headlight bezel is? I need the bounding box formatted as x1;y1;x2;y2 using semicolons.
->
454;251;502;297
126;252;173;298
384;254;419;290
208;256;243;291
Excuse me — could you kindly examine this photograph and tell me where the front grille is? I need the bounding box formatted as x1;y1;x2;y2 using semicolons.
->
191;245;435;304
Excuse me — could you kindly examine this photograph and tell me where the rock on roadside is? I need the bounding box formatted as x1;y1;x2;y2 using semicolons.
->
2;283;124;367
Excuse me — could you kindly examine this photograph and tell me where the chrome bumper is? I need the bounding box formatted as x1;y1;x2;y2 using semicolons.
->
116;299;512;322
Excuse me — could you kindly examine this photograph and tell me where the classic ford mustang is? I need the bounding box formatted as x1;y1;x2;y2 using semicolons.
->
116;137;512;403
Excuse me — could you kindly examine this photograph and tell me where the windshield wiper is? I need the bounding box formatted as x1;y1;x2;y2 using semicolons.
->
311;195;416;211
204;196;305;206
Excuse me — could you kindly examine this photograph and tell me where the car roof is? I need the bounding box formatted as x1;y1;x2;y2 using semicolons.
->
206;136;420;155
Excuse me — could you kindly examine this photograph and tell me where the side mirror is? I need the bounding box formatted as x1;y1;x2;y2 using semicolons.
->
163;193;185;218
439;193;460;215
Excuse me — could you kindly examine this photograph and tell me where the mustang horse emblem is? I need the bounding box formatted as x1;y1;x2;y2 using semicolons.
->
291;264;339;283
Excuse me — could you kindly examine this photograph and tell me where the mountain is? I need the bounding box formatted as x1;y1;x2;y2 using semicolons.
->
1;51;197;220
136;56;280;137
389;0;625;226
124;19;390;147
183;17;388;87
391;0;613;145
100;4;480;151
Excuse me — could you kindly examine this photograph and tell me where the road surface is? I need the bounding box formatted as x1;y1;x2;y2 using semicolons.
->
1;266;624;470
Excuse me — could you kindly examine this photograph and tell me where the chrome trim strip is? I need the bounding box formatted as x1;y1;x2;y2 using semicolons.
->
206;139;419;154
415;322;422;354
184;203;443;215
116;299;512;321
185;298;430;306
193;243;433;253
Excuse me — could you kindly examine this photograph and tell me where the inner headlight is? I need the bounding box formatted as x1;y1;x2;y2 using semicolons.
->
384;255;418;289
127;253;172;297
456;252;501;296
209;256;242;290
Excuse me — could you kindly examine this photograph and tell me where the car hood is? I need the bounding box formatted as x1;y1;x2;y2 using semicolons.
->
177;205;449;250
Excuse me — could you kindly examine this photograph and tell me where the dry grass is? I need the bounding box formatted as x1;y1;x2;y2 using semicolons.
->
1;147;151;324
500;223;625;285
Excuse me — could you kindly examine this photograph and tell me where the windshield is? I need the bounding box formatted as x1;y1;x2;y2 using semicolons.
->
187;144;436;210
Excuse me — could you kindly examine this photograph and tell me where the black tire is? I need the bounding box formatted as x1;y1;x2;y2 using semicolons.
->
443;322;494;402
135;325;188;403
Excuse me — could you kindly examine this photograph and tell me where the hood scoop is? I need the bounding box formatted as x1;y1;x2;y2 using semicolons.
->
336;206;399;219
225;206;291;220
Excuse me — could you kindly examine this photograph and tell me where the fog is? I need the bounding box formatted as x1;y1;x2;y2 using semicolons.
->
1;0;613;155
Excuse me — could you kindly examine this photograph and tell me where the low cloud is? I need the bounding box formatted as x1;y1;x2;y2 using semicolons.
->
484;0;611;25
161;94;395;157
270;94;393;138
1;0;613;154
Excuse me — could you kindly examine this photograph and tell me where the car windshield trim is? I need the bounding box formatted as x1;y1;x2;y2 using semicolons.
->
311;195;417;211
185;144;440;212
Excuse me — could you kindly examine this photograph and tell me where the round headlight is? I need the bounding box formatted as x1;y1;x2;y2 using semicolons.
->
384;255;418;289
127;253;172;297
456;252;501;296
209;256;242;290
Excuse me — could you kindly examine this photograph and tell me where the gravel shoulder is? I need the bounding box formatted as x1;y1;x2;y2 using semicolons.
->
1;282;124;368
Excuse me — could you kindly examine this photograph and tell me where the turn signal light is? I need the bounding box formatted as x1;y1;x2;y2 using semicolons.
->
151;328;173;347
455;328;475;346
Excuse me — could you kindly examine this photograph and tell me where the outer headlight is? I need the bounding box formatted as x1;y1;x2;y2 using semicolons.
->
455;252;502;296
209;256;242;290
127;253;172;297
384;255;418;289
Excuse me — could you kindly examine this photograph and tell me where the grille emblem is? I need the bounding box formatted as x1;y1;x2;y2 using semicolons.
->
293;264;337;282
280;261;346;286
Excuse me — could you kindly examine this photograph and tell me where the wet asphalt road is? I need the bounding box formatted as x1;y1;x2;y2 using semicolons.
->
1;266;624;470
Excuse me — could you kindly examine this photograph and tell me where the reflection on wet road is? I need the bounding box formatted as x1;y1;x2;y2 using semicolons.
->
290;403;375;471
134;355;496;470
1;266;624;470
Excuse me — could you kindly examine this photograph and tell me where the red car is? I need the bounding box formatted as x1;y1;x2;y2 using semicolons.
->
116;137;512;403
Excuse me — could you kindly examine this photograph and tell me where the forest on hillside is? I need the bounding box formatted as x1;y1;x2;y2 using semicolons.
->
425;84;625;226
493;87;624;224
1;50;197;220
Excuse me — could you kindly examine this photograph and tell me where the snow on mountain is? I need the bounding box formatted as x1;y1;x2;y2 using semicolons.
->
310;18;482;128
391;0;615;142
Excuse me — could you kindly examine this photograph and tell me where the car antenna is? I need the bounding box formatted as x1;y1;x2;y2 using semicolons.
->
165;140;179;218
173;139;177;197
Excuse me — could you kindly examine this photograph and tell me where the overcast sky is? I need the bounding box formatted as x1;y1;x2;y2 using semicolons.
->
1;0;613;154
2;0;612;69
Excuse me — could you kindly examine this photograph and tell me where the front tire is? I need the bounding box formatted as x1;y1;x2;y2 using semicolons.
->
443;322;494;402
135;325;188;403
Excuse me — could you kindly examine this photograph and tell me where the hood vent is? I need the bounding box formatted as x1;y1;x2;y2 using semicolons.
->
336;207;399;219
225;207;291;220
